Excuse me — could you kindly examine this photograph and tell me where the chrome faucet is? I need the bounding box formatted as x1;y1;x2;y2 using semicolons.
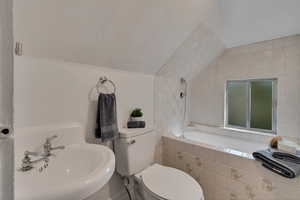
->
43;135;65;157
20;151;49;172
20;135;65;172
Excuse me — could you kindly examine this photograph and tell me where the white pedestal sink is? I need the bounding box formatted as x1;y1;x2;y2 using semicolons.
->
15;125;115;200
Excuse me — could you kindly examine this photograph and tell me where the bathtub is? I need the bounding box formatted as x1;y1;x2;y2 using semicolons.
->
181;127;270;158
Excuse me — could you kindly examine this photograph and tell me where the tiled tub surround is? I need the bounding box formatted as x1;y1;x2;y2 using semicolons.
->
154;23;224;163
189;34;300;141
162;136;300;200
183;128;269;155
155;22;224;137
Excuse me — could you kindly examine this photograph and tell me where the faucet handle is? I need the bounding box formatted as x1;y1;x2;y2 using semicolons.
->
45;135;58;143
24;150;41;157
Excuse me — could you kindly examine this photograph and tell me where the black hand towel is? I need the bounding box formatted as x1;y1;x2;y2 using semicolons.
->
253;149;300;178
272;151;300;164
95;93;119;141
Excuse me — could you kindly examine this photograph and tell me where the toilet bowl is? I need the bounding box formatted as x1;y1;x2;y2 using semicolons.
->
135;164;204;200
115;128;204;200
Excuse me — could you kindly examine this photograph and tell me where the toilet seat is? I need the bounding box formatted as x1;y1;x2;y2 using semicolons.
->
136;164;204;200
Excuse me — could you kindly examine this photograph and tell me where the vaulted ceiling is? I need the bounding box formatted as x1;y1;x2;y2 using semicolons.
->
14;0;300;74
219;0;300;48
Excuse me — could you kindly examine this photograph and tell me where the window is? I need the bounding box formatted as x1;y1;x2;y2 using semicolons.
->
225;79;277;134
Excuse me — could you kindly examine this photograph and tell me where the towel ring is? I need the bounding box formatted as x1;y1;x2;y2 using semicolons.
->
96;76;116;94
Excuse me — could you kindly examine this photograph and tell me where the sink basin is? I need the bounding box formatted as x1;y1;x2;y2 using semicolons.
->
16;143;115;200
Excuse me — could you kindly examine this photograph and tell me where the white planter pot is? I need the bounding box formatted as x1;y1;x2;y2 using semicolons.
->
130;117;143;121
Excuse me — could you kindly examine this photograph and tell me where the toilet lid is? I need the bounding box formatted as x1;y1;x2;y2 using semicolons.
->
139;164;203;200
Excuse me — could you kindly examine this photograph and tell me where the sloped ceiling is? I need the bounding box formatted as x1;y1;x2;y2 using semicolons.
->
219;0;300;48
14;0;300;74
14;0;221;74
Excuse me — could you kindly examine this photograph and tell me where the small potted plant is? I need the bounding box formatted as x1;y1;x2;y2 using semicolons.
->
128;108;146;128
130;108;143;121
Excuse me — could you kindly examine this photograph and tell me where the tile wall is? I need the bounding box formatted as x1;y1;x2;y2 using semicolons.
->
154;22;223;162
162;136;300;200
190;35;300;141
155;22;224;138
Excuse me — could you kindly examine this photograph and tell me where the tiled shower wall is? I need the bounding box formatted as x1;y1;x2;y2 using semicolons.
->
190;35;300;141
154;22;224;138
154;22;223;162
162;136;300;200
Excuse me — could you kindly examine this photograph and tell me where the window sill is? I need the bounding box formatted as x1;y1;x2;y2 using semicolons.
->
223;127;276;137
188;123;274;144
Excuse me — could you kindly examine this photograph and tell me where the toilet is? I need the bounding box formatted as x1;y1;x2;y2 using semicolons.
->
115;128;204;200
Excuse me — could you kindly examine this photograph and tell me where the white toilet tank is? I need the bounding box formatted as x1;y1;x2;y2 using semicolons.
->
115;128;157;176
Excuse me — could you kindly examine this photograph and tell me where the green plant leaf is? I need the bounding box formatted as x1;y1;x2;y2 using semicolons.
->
130;108;143;117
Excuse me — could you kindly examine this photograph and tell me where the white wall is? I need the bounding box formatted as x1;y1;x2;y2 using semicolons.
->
14;56;154;130
0;0;14;199
14;56;154;200
0;0;13;127
190;35;300;141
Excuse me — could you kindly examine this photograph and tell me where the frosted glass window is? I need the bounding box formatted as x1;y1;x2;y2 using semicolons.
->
250;81;273;130
226;79;277;134
227;81;248;127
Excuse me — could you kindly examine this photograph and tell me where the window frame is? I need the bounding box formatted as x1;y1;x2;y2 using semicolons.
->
225;78;277;135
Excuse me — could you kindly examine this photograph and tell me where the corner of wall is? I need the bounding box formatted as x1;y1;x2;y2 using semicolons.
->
154;22;225;144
